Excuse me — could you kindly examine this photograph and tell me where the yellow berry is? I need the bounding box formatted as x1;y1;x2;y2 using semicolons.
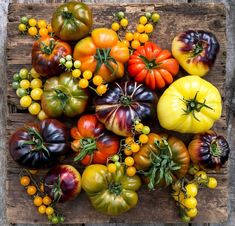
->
20;176;30;186
139;33;149;43
108;163;117;173
131;40;141;49
120;18;128;27
186;208;198;218
46;206;54;215
18;23;27;32
111;22;120;31
72;69;81;78
136;24;145;33
37;19;47;28
31;78;42;89
124;148;132;156
151;13;160;23
30;88;43;100
28;102;41;115
92;75;103;86
37;110;48;121
96;84;107;95
38;205;47;214
139;16;148;25
30;68;40;78
121;40;130;47
27;185;37;196
28;18;37;27
207;177;217;189
126;166;136;176
133;32;140;40
20;79;30;89
28;27;38;36
33;196;43;207
125;156;134;166
139;134;149;144
125;32;133;41
47;24;53;33
134;123;144;132
130;143;140;153
39;27;48;37
185;183;198;197
79;78;89;88
145;23;154;33
125;137;134;145
83;70;93;80
20;95;32;108
43;196;52;206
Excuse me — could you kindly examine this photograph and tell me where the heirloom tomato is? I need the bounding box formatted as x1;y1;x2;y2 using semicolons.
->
188;130;230;170
133;133;190;190
157;76;222;133
128;42;179;90
71;114;120;165
172;30;220;76
41;72;88;118
44;165;82;202
95;81;158;137
73;28;129;82
9;119;69;169
82;164;141;215
32;36;72;77
51;2;93;41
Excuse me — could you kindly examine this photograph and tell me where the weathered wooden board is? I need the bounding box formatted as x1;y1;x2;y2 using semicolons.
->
6;2;228;224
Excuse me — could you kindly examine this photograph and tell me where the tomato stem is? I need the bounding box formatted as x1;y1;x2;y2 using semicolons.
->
119;95;132;106
210;140;222;157
139;55;161;69
109;182;122;196
40;40;55;55
61;11;73;19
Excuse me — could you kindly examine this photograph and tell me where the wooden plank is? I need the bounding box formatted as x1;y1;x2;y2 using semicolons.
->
5;2;229;225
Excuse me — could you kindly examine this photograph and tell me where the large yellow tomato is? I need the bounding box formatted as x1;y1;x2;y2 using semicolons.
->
157;76;222;133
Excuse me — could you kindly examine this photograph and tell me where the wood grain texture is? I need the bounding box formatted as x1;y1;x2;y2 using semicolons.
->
5;2;230;225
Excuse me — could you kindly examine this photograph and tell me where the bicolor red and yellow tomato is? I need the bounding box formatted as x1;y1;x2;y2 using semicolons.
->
172;30;220;76
70;114;120;165
73;28;129;82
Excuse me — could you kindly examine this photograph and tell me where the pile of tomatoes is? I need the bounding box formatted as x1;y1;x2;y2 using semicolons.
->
10;1;230;224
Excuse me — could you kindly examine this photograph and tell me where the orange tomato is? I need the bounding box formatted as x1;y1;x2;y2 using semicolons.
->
73;28;129;82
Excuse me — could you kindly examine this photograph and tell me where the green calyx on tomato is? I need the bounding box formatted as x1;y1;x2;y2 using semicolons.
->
108;182;122;196
144;139;181;190
139;55;161;70
210;141;222;157
40;40;55;55
181;92;213;121
94;48;118;75
74;138;97;162
119;95;132;106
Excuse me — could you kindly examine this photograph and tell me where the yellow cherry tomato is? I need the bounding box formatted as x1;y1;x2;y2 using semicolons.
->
139;33;149;43
195;170;208;181
20;79;30;89
139;134;149;144
46;206;54;215
111;22;120;31
125;156;134;166
83;70;93;80
125;137;134;145
27;185;37;196
151;13;160;23
28;27;38;36
39;27;48;37
136;24;145;33
42;196;52;206
184;197;197;209
79;78;89;88
121;40;130;48
131;40;140;49
120;18;128;27
134;123;144;132
92;75;103;86
108;163;117;173
18;23;27;32
47;24;53;33
133;32;140;40
185;183;198;197
207;177;217;189
186;208;198;218
37;19;47;28
33;196;43;207
96;84;107;95
31;78;42;89
20;95;32;108
30;68;40;78
124;148;132;156
139;16;148;25
130;143;140;153
125;32;134;41
126;166;136;176
37;110;48;121
28;102;41;115
20;176;30;186
38;205;46;214
28;18;37;27
30;88;43;100
72;69;82;78
144;23;154;33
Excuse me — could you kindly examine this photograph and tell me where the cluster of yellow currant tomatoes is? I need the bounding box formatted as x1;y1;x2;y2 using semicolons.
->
60;55;108;95
20;173;64;224
111;11;160;49
107;120;151;177
11;68;48;120
18;17;53;37
171;166;218;222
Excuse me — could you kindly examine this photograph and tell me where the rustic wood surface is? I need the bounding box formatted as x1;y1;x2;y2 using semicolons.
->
0;0;234;226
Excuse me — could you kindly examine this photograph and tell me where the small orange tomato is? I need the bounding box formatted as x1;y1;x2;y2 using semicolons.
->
27;185;37;196
39;28;49;37
20;176;30;186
